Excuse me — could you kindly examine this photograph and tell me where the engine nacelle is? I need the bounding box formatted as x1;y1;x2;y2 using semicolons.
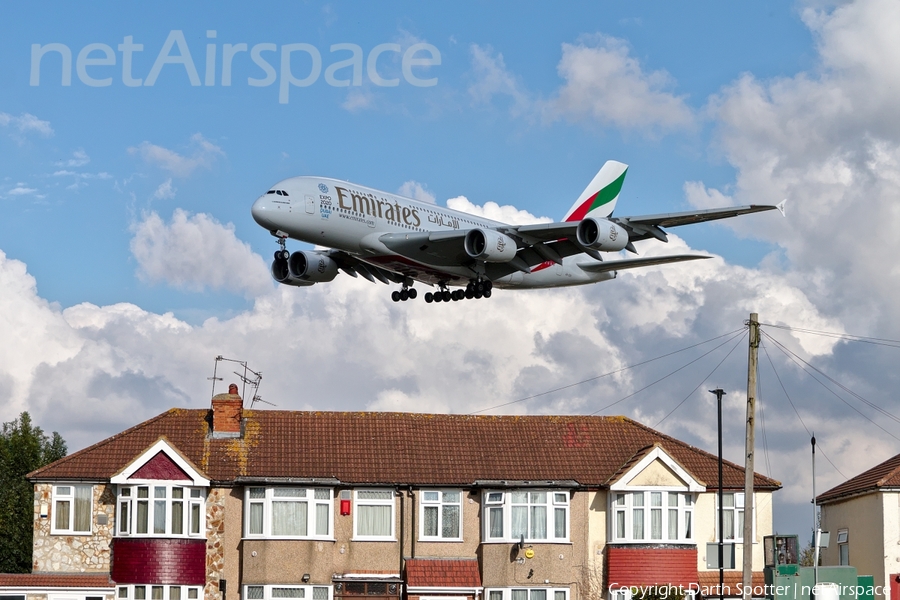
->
271;257;315;287
288;251;339;282
576;217;629;252
464;228;518;262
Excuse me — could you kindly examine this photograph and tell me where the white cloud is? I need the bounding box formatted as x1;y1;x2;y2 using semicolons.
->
129;209;271;297
0;111;54;137
542;36;695;132
128;133;224;178
7;185;38;196
397;180;436;204
342;89;374;112
467;37;694;134
153;179;176;200
446;196;552;225
468;44;532;117
56;149;90;168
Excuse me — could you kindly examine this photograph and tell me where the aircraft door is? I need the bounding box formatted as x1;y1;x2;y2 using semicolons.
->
305;195;316;214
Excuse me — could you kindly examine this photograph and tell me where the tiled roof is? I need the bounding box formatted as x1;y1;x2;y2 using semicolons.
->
817;452;900;504
0;573;114;588
697;571;765;597
406;559;481;588
29;410;780;489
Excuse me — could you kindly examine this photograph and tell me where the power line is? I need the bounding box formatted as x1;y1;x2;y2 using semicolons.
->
762;331;900;441
654;330;746;427
759;339;846;478
469;327;747;415
760;323;900;349
588;328;748;416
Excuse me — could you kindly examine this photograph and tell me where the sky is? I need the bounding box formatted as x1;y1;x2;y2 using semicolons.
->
2;0;899;539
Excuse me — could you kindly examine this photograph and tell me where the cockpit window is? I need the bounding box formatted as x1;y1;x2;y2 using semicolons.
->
266;189;290;197
266;190;276;194
280;190;289;197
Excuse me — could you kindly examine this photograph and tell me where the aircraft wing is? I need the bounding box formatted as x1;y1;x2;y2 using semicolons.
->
320;249;405;285
576;254;710;274
611;202;785;243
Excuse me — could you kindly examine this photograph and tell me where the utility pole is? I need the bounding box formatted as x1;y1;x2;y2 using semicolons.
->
742;313;759;600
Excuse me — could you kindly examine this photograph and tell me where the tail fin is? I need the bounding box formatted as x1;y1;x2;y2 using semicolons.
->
563;160;628;222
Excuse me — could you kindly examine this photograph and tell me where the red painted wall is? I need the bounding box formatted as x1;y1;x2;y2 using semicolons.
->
130;452;191;481
111;538;206;584
606;546;698;588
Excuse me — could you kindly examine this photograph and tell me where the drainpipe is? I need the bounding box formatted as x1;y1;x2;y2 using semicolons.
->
399;486;405;583
409;486;416;560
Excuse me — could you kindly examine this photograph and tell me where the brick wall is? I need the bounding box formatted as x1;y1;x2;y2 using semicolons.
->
606;546;698;588
111;538;206;584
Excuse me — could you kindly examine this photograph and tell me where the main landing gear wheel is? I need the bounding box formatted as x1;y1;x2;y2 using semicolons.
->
424;280;494;304
391;285;418;302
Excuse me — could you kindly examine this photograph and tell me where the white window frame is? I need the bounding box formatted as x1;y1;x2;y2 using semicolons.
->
485;588;569;600
481;490;569;543
115;484;205;538
117;585;202;600
715;492;754;543
609;491;694;543
244;584;333;600
51;484;93;535
419;489;463;541
244;487;333;539
352;488;396;540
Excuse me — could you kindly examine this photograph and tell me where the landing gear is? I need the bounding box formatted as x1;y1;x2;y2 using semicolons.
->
391;284;418;302
274;236;289;260
424;279;493;304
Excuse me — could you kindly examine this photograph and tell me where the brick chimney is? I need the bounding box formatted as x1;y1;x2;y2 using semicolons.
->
211;383;242;438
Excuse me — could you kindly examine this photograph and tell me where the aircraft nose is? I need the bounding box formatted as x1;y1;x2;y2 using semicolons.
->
251;195;272;228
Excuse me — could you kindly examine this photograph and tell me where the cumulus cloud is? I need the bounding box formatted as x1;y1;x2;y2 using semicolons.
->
467;37;694;134
128;133;224;178
446;196;552;225
153;178;176;200
55;149;90;168
129;209;271;297
542;36;695;132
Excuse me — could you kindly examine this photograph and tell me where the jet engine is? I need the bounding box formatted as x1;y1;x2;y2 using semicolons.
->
271;256;315;287
576;217;629;252
464;228;518;262
288;251;339;282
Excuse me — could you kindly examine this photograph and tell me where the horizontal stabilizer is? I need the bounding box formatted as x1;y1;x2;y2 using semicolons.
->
577;254;710;274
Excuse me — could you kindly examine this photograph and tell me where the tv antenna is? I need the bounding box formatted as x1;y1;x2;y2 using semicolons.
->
208;356;274;408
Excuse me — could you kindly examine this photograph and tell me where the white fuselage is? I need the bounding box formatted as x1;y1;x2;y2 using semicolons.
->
250;176;615;289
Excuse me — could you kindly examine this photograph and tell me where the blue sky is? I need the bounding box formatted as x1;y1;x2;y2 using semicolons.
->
3;0;900;536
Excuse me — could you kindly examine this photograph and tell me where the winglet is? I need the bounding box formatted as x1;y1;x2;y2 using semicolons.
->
776;199;787;217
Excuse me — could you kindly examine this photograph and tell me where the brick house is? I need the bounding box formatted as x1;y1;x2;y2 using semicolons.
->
0;390;780;600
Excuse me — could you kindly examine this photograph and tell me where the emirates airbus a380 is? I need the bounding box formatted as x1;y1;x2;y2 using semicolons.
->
250;161;784;303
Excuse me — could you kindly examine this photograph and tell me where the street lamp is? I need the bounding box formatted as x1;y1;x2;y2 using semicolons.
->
709;388;727;600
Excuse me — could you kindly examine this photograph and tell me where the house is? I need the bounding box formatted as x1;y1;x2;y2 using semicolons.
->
0;389;780;600
817;452;900;600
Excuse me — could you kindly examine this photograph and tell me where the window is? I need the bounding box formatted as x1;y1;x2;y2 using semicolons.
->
717;493;751;542
482;490;569;543
837;528;849;565
353;489;395;539
245;487;332;539
117;586;200;600
116;484;204;538
610;491;693;543
245;585;332;600
52;484;92;534
485;588;568;600
420;490;462;540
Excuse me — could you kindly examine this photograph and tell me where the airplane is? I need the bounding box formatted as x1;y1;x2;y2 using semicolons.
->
250;160;784;303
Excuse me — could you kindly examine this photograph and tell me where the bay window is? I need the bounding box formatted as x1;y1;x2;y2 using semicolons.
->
52;484;93;534
244;487;333;539
117;586;200;600
486;589;568;600
245;585;332;600
420;490;462;540
610;491;693;543
482;490;569;543
116;484;204;537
